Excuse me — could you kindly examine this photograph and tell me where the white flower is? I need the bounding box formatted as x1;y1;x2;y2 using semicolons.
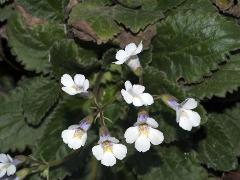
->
114;42;143;72
114;42;143;65
0;154;16;178
61;116;92;150
121;81;154;107
92;127;127;167
124;111;164;152
176;98;201;131
61;74;89;95
161;95;201;131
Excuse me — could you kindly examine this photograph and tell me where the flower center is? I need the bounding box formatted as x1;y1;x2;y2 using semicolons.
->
180;109;189;119
72;85;83;92
138;125;149;137
102;141;113;153
73;129;84;139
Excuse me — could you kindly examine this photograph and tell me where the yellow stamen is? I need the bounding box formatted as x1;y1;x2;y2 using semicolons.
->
73;129;84;139
102;142;113;153
138;125;149;137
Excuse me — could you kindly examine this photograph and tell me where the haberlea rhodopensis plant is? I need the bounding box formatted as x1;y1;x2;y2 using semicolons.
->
2;0;240;179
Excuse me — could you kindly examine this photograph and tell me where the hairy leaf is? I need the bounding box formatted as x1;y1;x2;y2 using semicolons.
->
23;77;60;126
152;8;240;83
0;80;47;152
50;39;99;78
198;105;240;171
34;97;95;179
69;2;163;43
186;55;240;99
16;0;69;22
7;12;65;73
0;4;14;22
129;147;207;180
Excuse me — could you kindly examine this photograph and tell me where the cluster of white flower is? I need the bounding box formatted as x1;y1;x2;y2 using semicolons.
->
60;42;201;167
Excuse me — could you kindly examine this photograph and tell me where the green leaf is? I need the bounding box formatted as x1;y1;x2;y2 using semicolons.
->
0;80;47;152
198;106;240;171
0;4;14;22
50;39;99;78
130;146;207;180
34;97;96;179
16;0;69;22
152;8;240;83
69;2;163;43
7;12;65;73
117;0;185;11
185;55;240;99
144;66;185;98
156;0;186;11
23;77;60;126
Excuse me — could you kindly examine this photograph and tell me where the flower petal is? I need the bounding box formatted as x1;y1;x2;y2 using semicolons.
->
0;168;6;178
92;145;104;160
61;87;78;95
61;74;74;87
83;79;89;91
115;50;129;63
181;98;198;110
124;126;139;144
125;43;137;55
179;116;192;131
148;128;164;145
124;81;132;91
185;110;201;127
0;154;8;163
101;152;116;167
146;117;158;128
132;84;145;95
80;133;87;146
139;93;154;106
126;56;140;71
112;144;127;160
7;165;16;176
68;138;84;150
121;89;133;104
67;125;79;130
74;74;85;87
132;97;143;107
132;41;143;55
135;136;151;152
61;129;75;144
6;155;13;163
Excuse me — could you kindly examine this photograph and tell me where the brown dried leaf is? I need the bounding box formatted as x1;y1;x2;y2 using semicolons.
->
114;25;157;49
65;0;79;16
71;20;101;44
15;4;46;26
222;172;240;180
212;0;240;17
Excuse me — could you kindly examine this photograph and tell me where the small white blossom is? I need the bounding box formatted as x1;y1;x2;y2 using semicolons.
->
121;81;154;107
61;116;92;150
124;111;164;152
92;127;127;167
114;42;143;72
0;154;16;178
61;74;89;95
176;98;201;131
162;95;201;131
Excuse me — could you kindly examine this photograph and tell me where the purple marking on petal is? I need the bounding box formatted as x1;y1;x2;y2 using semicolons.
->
137;114;148;123
79;121;91;131
167;99;179;110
